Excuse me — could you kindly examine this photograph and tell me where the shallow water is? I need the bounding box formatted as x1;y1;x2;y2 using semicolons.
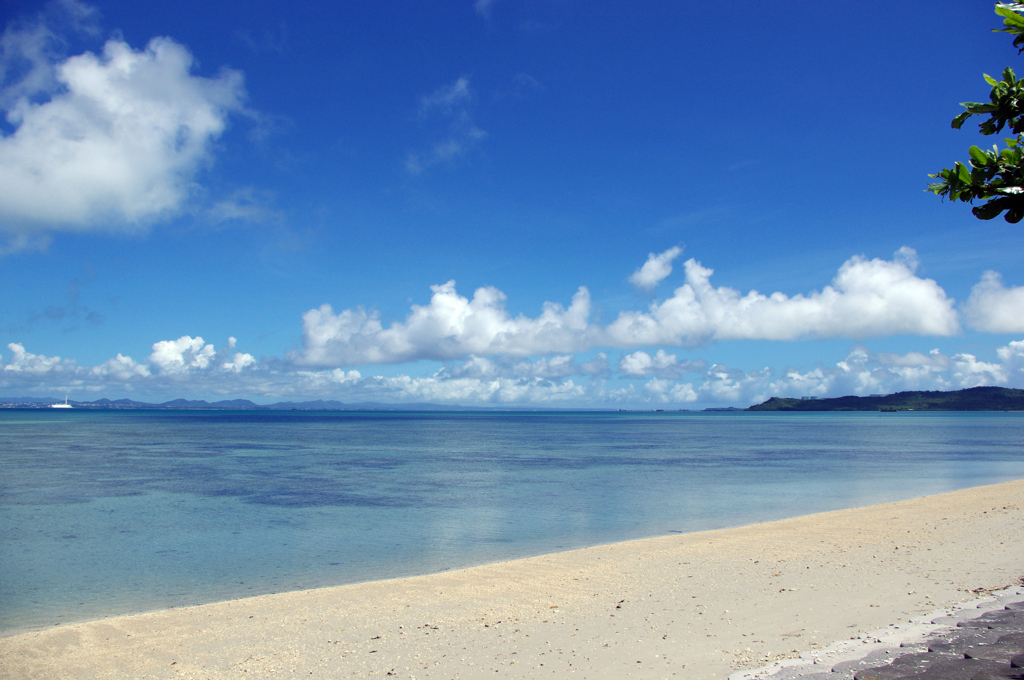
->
2;409;1023;633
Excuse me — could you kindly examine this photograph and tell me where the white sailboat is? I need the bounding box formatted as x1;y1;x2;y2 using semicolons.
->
50;395;72;409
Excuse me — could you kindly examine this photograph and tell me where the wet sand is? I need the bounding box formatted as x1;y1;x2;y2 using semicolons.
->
2;479;1022;680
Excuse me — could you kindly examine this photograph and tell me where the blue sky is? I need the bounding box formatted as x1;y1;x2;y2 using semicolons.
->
2;0;1023;407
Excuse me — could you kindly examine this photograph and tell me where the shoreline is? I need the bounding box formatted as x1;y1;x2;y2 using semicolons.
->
2;479;1022;679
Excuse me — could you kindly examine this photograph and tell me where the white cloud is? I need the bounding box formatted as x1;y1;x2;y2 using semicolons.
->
618;349;705;378
149;336;217;374
610;341;1024;407
4;336;1024;407
997;340;1024;380
294;249;962;369
629;246;681;290
642;377;698;403
1;335;260;396
0;24;245;240
149;336;255;375
436;353;608;381
2;342;72;375
6;248;1022;406
607;248;959;347
963;271;1024;333
698;364;772;404
949;352;1007;387
369;373;586;405
0;338;591;404
294;281;596;366
713;343;1022;403
90;353;150;380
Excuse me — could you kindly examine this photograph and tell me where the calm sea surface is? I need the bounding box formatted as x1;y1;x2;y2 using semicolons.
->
2;409;1024;633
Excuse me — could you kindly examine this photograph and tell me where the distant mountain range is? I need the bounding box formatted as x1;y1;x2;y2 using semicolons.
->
0;397;590;411
0;397;481;411
748;386;1024;411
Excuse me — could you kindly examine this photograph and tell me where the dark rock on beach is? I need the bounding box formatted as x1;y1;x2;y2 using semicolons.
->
964;639;1024;662
764;598;1024;680
959;611;1024;630
851;651;960;680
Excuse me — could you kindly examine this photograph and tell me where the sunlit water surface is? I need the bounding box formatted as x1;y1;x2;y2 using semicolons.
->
2;409;1023;633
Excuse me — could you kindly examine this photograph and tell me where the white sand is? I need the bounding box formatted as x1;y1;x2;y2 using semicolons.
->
2;479;1022;680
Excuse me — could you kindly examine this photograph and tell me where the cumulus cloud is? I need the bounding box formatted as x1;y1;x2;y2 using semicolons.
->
1;335;259;396
618;349;706;378
613;340;1024;408
149;336;255;375
435;353;608;381
2;342;73;375
726;343;1022;403
90;353;150;380
997;340;1024;379
607;248;959;347
8;247;1022;406
963;271;1024;333
0;11;245;244
294;280;596;366
292;249;963;369
1;339;596;404
642;377;698;403
149;336;217;374
363;373;586;405
629;246;681;290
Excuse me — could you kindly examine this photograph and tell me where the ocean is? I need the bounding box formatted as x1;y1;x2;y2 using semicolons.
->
2;409;1023;634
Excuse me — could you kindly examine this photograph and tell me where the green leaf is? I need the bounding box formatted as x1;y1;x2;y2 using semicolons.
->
969;146;991;166
985;73;1000;86
957;162;973;184
996;5;1024;27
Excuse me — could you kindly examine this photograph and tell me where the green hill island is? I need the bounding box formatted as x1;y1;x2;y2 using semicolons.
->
748;386;1024;411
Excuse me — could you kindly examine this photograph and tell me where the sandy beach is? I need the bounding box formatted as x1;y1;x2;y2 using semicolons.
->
2;479;1022;680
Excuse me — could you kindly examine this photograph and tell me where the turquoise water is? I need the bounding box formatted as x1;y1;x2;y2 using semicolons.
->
2;409;1024;634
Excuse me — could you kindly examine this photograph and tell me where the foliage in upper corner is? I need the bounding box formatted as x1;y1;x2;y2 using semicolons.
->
994;2;1024;52
928;3;1024;222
